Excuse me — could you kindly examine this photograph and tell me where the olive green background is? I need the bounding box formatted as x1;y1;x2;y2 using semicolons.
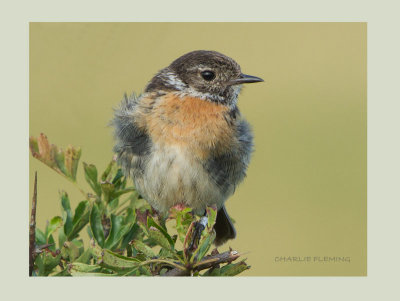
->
29;23;366;276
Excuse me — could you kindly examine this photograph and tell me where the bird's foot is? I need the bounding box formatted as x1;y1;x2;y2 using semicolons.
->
188;216;208;251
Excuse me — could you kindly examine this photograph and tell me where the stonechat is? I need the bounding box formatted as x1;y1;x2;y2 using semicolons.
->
112;50;263;245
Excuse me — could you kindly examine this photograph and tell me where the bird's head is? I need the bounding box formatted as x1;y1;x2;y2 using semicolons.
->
145;50;263;107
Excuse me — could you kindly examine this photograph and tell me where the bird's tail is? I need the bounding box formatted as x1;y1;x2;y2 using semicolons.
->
214;205;236;246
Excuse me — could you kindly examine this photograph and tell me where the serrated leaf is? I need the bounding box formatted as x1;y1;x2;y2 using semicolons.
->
83;162;102;196
54;146;68;176
30;134;82;182
64;145;81;181
90;203;105;247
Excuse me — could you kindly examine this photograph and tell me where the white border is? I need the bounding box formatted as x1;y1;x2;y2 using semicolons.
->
1;0;400;300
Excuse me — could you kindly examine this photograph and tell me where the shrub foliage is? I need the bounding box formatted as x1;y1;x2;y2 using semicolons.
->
29;134;250;276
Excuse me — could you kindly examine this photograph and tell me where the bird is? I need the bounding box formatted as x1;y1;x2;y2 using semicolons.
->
112;50;263;246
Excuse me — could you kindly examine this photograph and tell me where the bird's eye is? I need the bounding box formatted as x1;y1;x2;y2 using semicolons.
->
201;70;216;81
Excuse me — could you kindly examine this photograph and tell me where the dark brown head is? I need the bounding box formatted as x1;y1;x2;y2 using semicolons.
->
145;50;263;107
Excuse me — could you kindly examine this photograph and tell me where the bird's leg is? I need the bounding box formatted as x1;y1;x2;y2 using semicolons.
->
188;212;208;251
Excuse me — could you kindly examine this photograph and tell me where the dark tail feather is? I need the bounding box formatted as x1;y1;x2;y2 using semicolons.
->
214;205;236;246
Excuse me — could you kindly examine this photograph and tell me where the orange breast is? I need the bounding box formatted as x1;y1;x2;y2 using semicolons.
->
145;93;234;158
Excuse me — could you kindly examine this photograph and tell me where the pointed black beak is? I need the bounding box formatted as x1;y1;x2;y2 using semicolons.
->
228;73;264;85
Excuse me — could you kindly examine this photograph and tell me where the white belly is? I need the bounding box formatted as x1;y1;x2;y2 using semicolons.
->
133;143;230;214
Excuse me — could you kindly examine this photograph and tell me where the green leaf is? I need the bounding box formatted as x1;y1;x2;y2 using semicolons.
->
111;187;136;199
202;267;221;276
99;249;140;273
132;240;156;258
72;200;88;225
100;182;114;203
112;169;124;185
35;228;46;246
70;271;116;276
47;234;56;252
191;231;216;263
124;208;136;224
120;223;140;249
147;216;174;248
171;207;193;243
108;198;119;212
54;146;68;176
69;262;102;273
67;200;90;240
219;261;250;276
53;269;71;276
46;216;63;240
60;192;73;236
87;225;93;239
75;248;94;264
206;206;217;229
148;228;173;251
90;203;105;247
36;252;62;276
83;162;102;196
58;228;66;247
69;263;115;276
60;241;80;261
138;266;152;276
101;158;116;181
104;214;132;250
72;239;84;253
158;247;175;259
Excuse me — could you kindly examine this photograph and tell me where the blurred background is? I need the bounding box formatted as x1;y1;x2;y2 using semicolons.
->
29;22;366;276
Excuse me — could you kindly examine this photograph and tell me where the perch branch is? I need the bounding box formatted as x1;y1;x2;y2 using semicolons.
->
163;250;240;276
29;172;38;276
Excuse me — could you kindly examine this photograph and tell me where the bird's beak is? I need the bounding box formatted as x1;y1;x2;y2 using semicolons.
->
228;73;264;85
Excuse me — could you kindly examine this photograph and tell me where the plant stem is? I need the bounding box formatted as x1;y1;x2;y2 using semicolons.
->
29;172;38;276
139;259;187;271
